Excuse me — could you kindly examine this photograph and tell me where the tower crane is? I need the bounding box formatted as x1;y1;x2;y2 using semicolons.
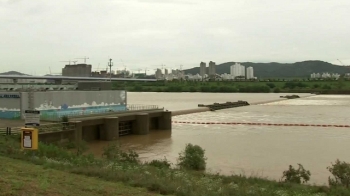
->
337;59;345;66
60;60;72;65
75;56;89;63
144;68;151;75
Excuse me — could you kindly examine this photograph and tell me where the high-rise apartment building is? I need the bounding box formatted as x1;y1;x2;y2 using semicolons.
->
208;61;216;76
246;66;254;79
230;63;245;78
199;62;206;77
155;69;162;79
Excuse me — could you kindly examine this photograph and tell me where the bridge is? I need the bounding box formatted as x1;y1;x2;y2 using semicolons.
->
0;75;157;85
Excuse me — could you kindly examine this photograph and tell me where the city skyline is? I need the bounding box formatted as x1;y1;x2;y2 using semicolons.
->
1;0;350;75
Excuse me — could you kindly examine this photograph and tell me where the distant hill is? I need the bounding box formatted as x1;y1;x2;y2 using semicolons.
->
0;71;27;75
184;60;350;78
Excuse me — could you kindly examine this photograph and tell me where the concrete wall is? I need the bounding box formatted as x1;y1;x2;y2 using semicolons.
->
39;130;75;143
0;92;21;119
77;81;112;90
28;90;126;119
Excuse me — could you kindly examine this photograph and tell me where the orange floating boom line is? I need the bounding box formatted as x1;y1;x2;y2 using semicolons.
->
171;121;350;128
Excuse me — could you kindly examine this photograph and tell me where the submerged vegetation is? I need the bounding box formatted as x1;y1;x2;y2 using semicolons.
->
1;135;350;195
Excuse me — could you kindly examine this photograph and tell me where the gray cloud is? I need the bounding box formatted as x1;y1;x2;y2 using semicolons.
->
0;0;350;75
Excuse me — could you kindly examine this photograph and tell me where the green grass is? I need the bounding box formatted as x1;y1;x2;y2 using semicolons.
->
0;156;158;196
1;135;350;196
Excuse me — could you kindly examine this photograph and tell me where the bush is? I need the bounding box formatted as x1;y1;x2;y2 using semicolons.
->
266;83;276;88
177;143;207;171
327;159;350;188
189;86;197;92
102;143;139;164
281;164;311;184
76;140;88;156
147;157;171;169
273;88;281;93
61;115;69;123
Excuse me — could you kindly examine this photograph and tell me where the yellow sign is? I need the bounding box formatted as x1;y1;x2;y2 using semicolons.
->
21;128;38;150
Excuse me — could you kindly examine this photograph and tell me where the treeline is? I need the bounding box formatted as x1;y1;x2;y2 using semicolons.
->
113;80;350;94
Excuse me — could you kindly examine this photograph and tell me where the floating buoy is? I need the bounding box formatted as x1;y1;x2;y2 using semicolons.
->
172;121;349;128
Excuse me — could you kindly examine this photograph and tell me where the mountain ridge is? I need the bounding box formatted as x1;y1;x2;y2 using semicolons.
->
184;60;349;78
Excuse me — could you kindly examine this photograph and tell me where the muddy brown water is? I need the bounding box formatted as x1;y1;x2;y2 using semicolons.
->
83;93;350;185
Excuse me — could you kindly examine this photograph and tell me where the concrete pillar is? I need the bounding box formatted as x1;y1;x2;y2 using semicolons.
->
102;117;119;141
132;113;149;135
71;121;82;144
158;111;172;131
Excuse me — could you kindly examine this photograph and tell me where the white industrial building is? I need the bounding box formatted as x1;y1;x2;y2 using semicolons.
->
310;72;340;80
220;73;235;80
186;74;203;81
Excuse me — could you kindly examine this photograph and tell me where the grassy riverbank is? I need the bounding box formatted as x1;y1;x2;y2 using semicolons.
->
0;156;156;196
1;135;350;196
113;80;350;94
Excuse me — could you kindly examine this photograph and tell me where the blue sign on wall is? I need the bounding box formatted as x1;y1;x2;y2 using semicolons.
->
0;94;20;98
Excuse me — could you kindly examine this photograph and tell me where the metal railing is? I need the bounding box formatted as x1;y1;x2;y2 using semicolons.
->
37;123;76;133
0;127;21;135
0;123;76;136
40;104;161;121
127;104;159;111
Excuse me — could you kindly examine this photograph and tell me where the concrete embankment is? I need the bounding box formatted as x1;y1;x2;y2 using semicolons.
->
172;107;210;116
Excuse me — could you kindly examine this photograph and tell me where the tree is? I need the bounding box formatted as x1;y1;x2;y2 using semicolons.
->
177;144;207;171
281;164;311;184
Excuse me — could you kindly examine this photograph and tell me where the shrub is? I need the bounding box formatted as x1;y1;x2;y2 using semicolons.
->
327;159;350;188
266;83;276;88
281;164;311;184
177;143;207;171
147;157;171;169
273;88;281;93
102;143;139;164
76;140;88;156
189;86;197;92
61;115;69;123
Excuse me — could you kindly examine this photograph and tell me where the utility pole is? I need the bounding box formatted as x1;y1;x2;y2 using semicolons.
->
108;58;113;81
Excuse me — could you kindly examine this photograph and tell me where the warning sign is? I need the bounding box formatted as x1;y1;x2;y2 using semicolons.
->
25;110;40;127
23;134;32;148
21;128;38;150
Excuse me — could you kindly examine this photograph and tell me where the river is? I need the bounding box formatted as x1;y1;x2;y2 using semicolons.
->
87;92;350;185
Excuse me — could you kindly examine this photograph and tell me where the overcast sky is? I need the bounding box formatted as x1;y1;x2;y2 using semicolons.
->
1;0;349;75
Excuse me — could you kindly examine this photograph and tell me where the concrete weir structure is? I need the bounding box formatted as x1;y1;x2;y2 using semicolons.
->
0;84;172;143
65;110;172;142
